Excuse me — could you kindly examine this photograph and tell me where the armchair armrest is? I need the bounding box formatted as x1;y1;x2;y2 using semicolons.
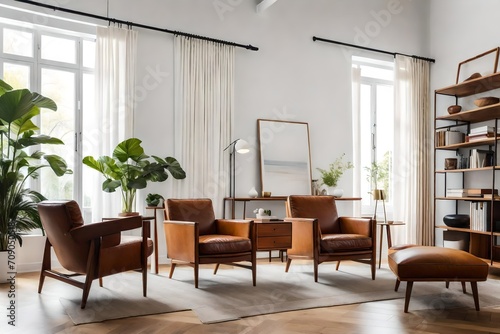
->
163;220;197;262
70;216;143;242
285;218;318;257
339;217;375;237
216;219;253;238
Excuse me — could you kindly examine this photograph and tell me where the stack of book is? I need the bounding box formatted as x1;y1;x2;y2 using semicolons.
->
446;188;497;198
467;126;499;142
436;130;465;146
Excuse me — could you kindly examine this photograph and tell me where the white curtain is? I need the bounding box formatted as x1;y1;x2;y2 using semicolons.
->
173;36;235;216
89;25;137;220
393;55;433;245
351;65;362;217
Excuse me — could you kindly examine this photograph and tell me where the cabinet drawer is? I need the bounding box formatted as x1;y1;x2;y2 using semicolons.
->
257;236;292;250
256;223;291;237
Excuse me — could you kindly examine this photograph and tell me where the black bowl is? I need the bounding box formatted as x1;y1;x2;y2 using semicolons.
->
443;214;470;228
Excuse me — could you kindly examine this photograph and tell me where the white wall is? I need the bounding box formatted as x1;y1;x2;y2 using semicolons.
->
4;0;431;268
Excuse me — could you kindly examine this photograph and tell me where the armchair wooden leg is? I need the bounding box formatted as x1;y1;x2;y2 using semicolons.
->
142;263;147;297
314;261;319;282
38;272;46;293
285;258;292;272
404;281;414;313
461;281;466;293
336;261;341;271
38;239;51;293
252;261;256;286
395;279;400;291
194;263;199;289
99;277;103;287
169;263;177;278
371;258;376;280
446;281;449;288
214;264;220;275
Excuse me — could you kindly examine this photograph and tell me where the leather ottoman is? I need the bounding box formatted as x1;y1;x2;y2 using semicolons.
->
388;245;488;312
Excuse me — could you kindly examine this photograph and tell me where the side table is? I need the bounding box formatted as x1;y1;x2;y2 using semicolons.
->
377;221;405;268
146;206;165;274
253;220;292;262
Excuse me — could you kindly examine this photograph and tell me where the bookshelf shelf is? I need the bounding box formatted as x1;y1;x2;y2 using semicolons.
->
434;66;500;266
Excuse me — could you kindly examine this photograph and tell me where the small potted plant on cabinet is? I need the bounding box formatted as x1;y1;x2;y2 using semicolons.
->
317;153;354;197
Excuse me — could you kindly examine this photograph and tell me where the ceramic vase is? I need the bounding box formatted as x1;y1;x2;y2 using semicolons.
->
248;187;258;198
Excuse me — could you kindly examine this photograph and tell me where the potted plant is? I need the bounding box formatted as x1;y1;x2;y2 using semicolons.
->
317;153;354;197
146;193;164;207
364;151;391;199
0;79;72;280
82;138;186;215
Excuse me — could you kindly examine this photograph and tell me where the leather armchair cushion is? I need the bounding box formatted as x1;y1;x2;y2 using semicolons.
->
99;236;154;277
321;234;372;252
199;235;252;255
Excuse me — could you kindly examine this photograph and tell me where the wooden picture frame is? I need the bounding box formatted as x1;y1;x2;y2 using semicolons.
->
257;119;312;196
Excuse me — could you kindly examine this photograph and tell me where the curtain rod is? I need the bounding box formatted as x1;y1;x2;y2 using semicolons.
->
14;0;259;51
313;36;435;63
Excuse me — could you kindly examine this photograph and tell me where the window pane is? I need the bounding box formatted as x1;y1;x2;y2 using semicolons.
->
3;62;30;89
3;27;33;57
41;35;76;64
82;39;95;69
375;84;394;201
360;84;372;206
40;68;75;200
82;72;96;208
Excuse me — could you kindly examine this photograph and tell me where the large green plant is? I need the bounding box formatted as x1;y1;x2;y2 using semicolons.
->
0;79;72;251
82;138;186;213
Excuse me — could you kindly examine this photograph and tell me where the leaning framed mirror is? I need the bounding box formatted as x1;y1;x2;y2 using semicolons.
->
257;119;312;196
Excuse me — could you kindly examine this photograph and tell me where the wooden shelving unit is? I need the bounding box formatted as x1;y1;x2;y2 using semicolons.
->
434;71;500;267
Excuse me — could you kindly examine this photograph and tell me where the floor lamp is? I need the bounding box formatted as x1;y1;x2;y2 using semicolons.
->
224;139;250;198
373;189;387;223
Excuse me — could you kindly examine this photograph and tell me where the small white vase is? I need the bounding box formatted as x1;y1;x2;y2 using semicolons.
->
248;187;258;198
327;187;344;198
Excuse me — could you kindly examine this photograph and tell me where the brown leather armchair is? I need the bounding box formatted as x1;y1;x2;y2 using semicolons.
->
164;198;256;288
37;200;153;309
286;195;376;282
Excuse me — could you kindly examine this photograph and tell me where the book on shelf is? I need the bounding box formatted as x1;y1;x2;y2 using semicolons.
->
470;126;499;135
469;149;494;168
466;188;498;197
483;193;500;199
435;130;465;146
446;188;466;197
469;201;500;232
466;133;496;142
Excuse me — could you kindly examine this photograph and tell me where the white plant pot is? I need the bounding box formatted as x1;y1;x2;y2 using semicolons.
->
327;187;344;198
0;251;13;284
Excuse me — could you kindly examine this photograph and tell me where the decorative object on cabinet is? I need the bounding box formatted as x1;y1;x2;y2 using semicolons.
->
224;139;251;198
444;158;458;170
474;96;500;107
463;72;482;82
447;105;462;114
248;187;258;198
373;189;387;223
262;191;272;197
257;119;313;196
443;214;470;228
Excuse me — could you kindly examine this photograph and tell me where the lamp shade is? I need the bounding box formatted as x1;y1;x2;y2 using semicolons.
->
372;189;386;200
235;139;250;154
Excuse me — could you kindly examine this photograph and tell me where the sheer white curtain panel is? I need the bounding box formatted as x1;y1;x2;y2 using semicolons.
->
89;25;137;220
173;36;235;216
393;55;432;245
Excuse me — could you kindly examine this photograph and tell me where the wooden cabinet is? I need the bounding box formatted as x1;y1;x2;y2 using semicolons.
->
434;71;500;267
255;222;292;250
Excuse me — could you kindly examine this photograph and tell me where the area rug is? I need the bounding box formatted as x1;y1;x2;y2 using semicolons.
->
57;262;500;325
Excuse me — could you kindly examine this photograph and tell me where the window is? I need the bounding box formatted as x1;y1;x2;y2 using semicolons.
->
352;56;394;217
0;21;95;208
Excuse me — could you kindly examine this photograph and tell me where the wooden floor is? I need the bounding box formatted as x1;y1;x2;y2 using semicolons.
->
3;260;500;334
